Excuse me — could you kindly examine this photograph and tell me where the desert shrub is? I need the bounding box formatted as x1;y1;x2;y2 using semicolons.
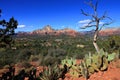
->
16;61;32;69
42;55;58;66
29;55;39;61
47;48;66;57
40;65;62;80
40;48;66;66
29;54;44;66
16;49;36;62
0;51;14;68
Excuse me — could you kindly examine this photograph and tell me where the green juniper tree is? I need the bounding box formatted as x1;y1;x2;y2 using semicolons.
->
0;9;18;48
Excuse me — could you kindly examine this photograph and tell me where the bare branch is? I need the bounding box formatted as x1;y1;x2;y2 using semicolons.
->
86;24;96;28
99;11;107;20
0;9;1;17
95;0;99;11
81;19;96;29
85;0;94;9
86;19;95;25
99;15;113;31
80;25;96;29
85;0;98;12
81;9;92;16
84;0;99;18
81;24;96;29
106;16;113;21
99;21;113;31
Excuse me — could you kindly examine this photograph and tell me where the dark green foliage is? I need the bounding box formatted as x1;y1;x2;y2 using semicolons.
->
43;56;57;66
110;40;116;48
0;9;18;48
16;49;35;61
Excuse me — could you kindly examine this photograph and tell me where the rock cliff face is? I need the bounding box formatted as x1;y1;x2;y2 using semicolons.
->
31;25;78;37
83;28;120;36
99;28;120;36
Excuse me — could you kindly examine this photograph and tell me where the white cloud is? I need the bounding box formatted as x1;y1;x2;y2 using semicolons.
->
18;25;26;28
78;19;92;29
99;22;104;25
78;19;91;24
82;23;89;27
61;25;65;28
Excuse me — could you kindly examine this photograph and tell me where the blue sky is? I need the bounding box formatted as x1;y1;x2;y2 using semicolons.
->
0;0;120;32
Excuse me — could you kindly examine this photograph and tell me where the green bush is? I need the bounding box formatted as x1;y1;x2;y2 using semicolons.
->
40;65;62;80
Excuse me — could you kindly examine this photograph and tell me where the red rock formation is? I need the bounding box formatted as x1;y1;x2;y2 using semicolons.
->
31;25;78;37
99;28;120;36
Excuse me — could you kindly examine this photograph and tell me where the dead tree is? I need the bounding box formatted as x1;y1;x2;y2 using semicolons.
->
81;0;112;53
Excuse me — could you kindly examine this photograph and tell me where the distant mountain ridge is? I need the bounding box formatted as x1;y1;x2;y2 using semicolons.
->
17;25;120;37
17;25;80;37
99;28;120;36
83;27;120;36
32;25;79;37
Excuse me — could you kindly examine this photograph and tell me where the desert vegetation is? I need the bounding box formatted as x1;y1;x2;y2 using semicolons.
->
0;32;120;80
0;0;120;80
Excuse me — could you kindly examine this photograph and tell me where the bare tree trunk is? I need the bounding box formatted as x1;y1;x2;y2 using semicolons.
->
93;41;100;53
93;20;100;52
81;0;112;53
